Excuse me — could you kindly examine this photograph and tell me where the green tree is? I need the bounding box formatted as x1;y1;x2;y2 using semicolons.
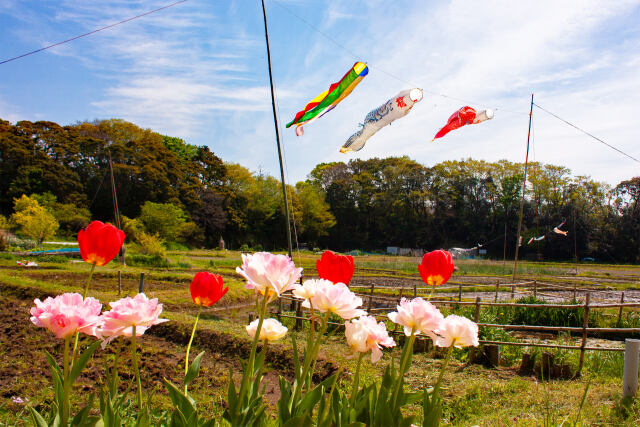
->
10;195;59;248
31;192;90;233
138;201;187;242
295;181;336;246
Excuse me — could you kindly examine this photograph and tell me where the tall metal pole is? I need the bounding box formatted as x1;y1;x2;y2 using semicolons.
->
261;0;293;259
512;94;534;281
108;149;125;265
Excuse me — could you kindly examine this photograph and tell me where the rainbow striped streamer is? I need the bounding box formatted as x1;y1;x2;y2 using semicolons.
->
286;62;368;135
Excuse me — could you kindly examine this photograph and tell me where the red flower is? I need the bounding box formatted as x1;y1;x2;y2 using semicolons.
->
316;250;355;285
418;250;454;286
190;272;228;307
77;221;125;266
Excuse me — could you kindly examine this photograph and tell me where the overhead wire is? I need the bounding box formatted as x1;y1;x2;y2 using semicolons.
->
0;0;189;65
533;102;640;164
88;169;109;209
272;0;638;166
271;0;527;115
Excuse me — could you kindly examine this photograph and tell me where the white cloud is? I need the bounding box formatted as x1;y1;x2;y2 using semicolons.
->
2;0;640;187
271;0;640;186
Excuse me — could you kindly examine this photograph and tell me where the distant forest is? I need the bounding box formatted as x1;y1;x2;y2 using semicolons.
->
1;118;639;262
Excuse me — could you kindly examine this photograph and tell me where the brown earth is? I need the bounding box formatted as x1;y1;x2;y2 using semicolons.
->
0;276;337;416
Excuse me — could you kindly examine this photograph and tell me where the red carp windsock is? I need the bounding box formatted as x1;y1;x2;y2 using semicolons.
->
432;106;494;141
340;88;423;153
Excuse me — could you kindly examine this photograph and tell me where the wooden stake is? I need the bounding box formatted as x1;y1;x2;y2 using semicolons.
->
617;291;625;327
368;283;375;312
577;292;591;375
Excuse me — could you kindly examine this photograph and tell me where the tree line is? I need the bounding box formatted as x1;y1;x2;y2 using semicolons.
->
1;118;638;262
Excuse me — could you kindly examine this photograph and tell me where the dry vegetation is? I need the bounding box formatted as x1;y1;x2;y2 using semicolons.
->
1;250;640;425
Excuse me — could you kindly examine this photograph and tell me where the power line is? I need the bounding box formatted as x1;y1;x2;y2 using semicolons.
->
533;102;640;164
0;0;189;66
271;0;527;115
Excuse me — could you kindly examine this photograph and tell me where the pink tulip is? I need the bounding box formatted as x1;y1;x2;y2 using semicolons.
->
98;293;168;345
30;293;102;339
246;318;288;341
302;281;365;320
293;278;332;301
236;252;302;298
345;315;395;363
387;297;444;338
434;315;479;348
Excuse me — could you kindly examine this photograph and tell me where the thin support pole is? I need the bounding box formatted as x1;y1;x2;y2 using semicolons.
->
294;275;303;330
470;296;481;362
474;297;481;323
118;270;122;296
367;283;375;312
277;295;282;321
393;287;403;333
577;292;591;375
413;282;417;298
503;222;507;273
533;280;537;299
261;0;293;259
617;292;625;327
458;283;463;303
108;150;125;265
494;281;499;302
573;209;578;275
138;272;145;294
512;94;535;281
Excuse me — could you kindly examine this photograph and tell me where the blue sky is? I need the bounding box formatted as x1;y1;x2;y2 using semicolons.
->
1;0;640;186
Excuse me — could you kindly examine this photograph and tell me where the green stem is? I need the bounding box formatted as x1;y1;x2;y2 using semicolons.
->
306;309;324;393
301;307;317;393
71;263;96;366
427;286;435;301
319;366;344;425
391;329;416;410
350;352;364;405
62;336;70;426
83;263;96;299
294;311;329;404
131;325;143;408
184;306;202;394
432;342;455;399
238;294;269;406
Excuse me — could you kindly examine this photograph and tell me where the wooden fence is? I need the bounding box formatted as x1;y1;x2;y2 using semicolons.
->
275;282;640;375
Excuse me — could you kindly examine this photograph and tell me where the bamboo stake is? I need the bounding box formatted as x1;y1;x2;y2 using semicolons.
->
617;291;625;327
577;292;591;375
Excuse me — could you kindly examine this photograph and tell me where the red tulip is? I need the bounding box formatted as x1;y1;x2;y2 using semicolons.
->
78;221;125;266
190;272;228;307
418;250;454;286
316;250;355;285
